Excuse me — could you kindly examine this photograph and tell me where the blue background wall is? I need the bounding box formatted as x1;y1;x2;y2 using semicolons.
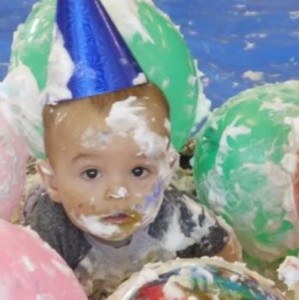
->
1;0;299;108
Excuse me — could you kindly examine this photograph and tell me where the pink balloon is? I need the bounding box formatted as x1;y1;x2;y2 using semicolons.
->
0;218;87;299
0;105;28;220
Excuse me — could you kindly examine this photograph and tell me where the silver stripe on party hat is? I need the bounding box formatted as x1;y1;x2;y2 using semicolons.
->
45;0;147;104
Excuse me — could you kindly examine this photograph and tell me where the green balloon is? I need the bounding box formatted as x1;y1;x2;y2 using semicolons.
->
194;81;299;263
8;0;56;159
122;1;199;151
10;0;56;91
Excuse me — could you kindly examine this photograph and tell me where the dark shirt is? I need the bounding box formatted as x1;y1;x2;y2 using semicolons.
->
24;186;229;297
25;186;228;269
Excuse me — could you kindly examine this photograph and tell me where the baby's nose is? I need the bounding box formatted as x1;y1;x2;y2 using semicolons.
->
106;186;129;200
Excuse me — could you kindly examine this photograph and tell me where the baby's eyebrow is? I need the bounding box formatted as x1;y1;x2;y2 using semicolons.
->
135;154;156;164
72;153;100;162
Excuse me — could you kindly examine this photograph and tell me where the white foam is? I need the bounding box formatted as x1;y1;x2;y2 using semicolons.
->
278;256;299;290
101;0;154;43
242;70;264;81
105;97;169;159
78;214;120;237
44;25;74;104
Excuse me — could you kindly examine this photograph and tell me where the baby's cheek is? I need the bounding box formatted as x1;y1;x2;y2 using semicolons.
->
76;201;93;213
77;198;100;216
140;181;164;212
138;176;160;194
63;192;91;214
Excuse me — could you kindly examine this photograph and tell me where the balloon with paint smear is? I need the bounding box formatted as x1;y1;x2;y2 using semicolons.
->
193;81;299;263
101;0;199;151
0;101;28;221
0;218;87;299
108;258;286;299
6;0;199;158
9;0;56;91
4;0;56;158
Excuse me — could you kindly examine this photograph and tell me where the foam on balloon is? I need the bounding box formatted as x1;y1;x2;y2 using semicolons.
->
0;218;87;299
194;80;299;262
108;257;285;299
0;101;27;220
101;0;200;151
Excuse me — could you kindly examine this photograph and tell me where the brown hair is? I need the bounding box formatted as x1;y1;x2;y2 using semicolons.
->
43;83;170;156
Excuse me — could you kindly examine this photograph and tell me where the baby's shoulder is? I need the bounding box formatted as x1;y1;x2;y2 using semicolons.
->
24;189;91;269
148;186;216;237
147;186;229;256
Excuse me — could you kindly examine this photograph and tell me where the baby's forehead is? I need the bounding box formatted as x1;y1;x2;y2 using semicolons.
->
50;97;169;135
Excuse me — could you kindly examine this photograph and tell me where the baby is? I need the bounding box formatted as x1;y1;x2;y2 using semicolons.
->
25;82;241;299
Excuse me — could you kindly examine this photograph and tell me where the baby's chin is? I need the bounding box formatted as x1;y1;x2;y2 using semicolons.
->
85;229;135;247
73;207;160;245
84;219;153;246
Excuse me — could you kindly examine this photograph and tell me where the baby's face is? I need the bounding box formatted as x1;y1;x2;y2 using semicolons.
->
45;98;177;241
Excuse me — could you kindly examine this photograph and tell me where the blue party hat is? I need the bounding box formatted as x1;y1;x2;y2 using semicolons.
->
54;0;146;102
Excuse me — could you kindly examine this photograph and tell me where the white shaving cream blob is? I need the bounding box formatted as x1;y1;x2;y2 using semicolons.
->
105;96;168;158
101;0;154;43
45;25;74;105
78;214;120;237
278;256;299;290
81;126;112;149
0;64;44;156
132;73;147;86
108;187;129;199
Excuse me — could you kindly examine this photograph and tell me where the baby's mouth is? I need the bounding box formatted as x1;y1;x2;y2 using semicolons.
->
102;211;142;226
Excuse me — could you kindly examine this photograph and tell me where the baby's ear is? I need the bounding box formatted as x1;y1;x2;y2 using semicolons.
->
168;146;179;171
36;160;61;203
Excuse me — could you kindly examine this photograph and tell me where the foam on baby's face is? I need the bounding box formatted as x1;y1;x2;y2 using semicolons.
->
105;96;171;162
74;180;165;241
44;95;178;242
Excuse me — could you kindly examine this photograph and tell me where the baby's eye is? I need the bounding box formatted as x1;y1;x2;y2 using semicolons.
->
82;168;101;180
132;167;150;178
